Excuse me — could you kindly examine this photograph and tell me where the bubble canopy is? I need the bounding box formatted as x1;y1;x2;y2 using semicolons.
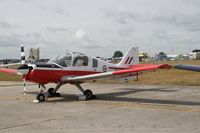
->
48;51;89;67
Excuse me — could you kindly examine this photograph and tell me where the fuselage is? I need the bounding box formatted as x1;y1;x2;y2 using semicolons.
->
25;57;117;85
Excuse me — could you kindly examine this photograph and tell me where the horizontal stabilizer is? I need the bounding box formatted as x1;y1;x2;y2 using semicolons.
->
174;64;200;72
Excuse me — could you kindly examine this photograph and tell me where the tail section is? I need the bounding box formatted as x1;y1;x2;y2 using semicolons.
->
20;44;26;65
116;47;139;68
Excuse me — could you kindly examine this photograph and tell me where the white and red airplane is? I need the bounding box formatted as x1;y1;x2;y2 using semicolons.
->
0;45;171;102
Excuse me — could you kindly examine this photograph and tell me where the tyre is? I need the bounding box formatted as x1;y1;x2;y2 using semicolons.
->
47;88;54;97
47;88;61;97
36;93;45;102
84;89;93;100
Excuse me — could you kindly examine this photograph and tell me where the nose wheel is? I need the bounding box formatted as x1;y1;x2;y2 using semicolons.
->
36;93;45;102
36;83;62;102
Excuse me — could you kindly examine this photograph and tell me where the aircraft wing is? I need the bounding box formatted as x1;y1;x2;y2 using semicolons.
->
61;64;171;82
174;64;200;72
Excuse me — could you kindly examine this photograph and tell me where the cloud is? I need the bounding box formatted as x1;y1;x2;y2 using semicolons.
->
1;0;200;58
80;41;102;49
25;33;42;39
0;32;56;49
74;29;102;49
118;27;135;37
23;33;56;48
18;0;29;2
75;29;87;40
0;34;23;48
152;29;168;39
46;26;68;32
101;6;139;24
182;0;200;7
149;10;200;32
101;5;200;32
0;21;14;28
39;3;68;16
54;4;64;15
0;32;58;58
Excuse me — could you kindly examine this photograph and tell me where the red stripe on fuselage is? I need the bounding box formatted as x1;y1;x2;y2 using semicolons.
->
26;69;100;84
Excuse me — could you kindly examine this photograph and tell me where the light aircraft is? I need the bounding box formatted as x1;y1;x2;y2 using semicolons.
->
0;45;171;102
174;64;200;72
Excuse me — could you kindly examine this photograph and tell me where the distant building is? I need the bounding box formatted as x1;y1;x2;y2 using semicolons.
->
139;52;148;61
189;52;200;60
195;52;200;60
29;48;40;63
167;54;179;61
179;54;189;60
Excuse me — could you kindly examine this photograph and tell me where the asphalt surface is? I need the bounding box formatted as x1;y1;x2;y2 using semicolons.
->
0;81;200;133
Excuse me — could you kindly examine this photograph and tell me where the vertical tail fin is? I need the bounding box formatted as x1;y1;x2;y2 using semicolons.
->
20;44;26;65
116;47;139;68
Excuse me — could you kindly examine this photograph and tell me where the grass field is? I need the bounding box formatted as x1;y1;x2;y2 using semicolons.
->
0;60;200;86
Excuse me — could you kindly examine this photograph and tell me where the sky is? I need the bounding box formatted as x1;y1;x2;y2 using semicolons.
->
0;0;200;59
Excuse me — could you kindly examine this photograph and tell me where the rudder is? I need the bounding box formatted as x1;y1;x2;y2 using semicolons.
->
116;47;139;68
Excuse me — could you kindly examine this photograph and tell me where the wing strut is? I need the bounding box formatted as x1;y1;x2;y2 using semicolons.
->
136;72;139;81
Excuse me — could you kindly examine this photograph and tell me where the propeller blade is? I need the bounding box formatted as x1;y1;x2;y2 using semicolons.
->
21;44;26;65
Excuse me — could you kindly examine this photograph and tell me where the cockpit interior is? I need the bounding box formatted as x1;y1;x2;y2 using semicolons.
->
48;51;89;67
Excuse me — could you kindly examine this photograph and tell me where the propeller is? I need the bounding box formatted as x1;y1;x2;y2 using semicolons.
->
0;44;31;94
17;44;31;94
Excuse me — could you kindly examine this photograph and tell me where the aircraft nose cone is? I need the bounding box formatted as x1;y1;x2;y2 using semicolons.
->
17;69;29;75
17;65;31;75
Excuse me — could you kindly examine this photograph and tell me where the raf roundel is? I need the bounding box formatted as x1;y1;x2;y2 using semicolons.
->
102;65;107;72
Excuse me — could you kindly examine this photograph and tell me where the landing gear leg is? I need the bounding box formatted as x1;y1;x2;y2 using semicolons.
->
38;84;46;93
47;83;62;97
75;84;94;100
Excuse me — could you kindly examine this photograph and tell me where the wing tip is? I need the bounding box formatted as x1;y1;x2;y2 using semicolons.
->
158;64;172;69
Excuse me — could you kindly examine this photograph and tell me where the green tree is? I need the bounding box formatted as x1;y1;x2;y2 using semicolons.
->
113;51;123;58
158;51;167;60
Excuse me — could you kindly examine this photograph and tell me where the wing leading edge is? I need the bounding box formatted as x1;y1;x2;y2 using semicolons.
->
61;64;171;82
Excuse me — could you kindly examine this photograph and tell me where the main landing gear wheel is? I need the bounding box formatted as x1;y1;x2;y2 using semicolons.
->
84;89;93;100
47;88;61;97
36;93;45;102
